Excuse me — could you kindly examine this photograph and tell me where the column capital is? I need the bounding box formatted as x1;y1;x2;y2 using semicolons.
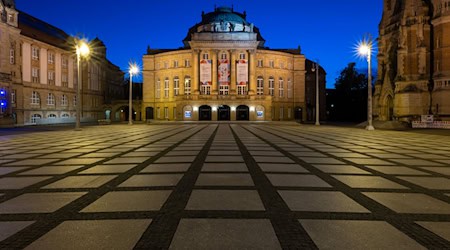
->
193;49;201;54
248;49;257;55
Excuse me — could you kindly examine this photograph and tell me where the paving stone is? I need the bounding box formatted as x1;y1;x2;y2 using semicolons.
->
313;165;370;174
166;151;200;156
258;163;308;173
201;163;248;172
122;151;160;157
367;153;412;159
279;191;369;212
82;191;171;212
398;177;450;190
366;166;429;175
0;176;51;189
0;167;29;175
25;220;151;250
0;192;86;214
170;219;280;249
390;159;444;166
57;158;104;165
253;156;295;163
37;153;82;159
364;193;450;214
80;164;137;174
104;157;150;164
300;220;425;250
333;175;408;189
416;222;450;241
119;174;183;187
205;156;244;163
419;167;450;175
5;159;57;166
195;174;254;186
79;152;120;158
18;166;83;175
2;153;42;159
0;221;35;241
208;150;241;156
186;190;265;211
43;175;117;189
267;174;331;187
141;163;191;173
299;157;346;164
345;158;395;166
248;151;284;156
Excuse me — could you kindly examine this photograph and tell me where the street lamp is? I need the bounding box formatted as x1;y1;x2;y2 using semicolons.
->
128;63;140;125
311;60;320;125
357;38;375;131
75;40;90;130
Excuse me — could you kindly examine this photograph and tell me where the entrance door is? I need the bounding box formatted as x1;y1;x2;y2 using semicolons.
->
294;107;303;121
236;105;249;120
199;105;212;121
146;107;154;120
218;105;230;121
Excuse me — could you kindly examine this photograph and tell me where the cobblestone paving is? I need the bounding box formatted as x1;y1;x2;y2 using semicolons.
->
0;124;449;249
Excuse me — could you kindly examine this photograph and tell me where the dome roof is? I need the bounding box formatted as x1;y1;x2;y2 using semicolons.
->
201;7;249;25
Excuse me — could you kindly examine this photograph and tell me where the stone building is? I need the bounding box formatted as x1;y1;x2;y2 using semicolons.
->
0;0;123;126
142;7;325;121
375;0;450;122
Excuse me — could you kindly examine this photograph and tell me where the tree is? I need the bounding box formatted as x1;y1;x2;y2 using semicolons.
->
332;63;368;122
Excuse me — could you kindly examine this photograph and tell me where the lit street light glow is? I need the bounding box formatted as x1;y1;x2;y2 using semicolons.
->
356;37;375;131
75;39;91;131
128;63;140;125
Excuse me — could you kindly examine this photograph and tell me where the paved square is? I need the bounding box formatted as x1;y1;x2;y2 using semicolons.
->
0;124;449;249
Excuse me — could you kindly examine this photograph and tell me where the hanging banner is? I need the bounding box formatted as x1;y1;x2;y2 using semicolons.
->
236;59;248;86
218;59;230;85
200;59;212;85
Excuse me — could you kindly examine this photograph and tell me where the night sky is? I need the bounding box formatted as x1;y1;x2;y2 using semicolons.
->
15;0;382;88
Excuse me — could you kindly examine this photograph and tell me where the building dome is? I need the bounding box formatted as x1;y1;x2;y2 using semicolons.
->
200;7;249;26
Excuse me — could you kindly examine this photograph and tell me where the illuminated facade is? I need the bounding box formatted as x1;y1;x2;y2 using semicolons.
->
0;0;123;126
375;0;450;121
143;7;325;121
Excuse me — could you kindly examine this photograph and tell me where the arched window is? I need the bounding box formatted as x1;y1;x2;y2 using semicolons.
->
174;77;180;96
62;113;70;118
31;114;42;123
31;91;40;104
48;114;57;119
184;76;191;95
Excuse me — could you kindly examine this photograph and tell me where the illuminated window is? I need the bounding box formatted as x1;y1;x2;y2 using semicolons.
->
219;85;229;95
32;47;40;60
184;77;191;95
237;85;247;95
61;95;68;106
164;78;169;98
156;79;161;98
279;78;284;97
200;85;211;95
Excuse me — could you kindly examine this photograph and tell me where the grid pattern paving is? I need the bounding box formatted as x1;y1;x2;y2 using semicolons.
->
0;124;449;249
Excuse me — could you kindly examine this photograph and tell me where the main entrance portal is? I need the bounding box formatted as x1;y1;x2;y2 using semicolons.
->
236;105;249;121
199;105;212;121
218;105;230;121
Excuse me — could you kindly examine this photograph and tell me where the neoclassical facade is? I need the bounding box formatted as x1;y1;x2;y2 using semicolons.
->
143;7;324;121
0;0;123;126
375;0;450;121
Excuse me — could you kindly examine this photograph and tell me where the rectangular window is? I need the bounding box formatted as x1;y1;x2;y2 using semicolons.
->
164;62;169;69
288;107;292;119
257;78;264;95
156;80;161;98
203;53;209;60
287;80;293;98
174;78;180;96
47;93;55;105
257;59;263;67
237;85;247;95
11;90;16;104
48;52;55;64
279;79;284;97
32;68;40;83
9;49;15;64
156;63;160;70
200;85;211;95
8;13;14;23
239;53;246;59
221;53;227;60
184;78;191;95
269;78;274;96
269;60;274;68
280;62;284;69
62;56;68;69
31;91;40;104
219;85;229;95
173;107;177;119
32;47;40;60
185;59;190;67
73;96;77;106
48;71;55;85
61;95;68;106
174;60;178;68
164;107;169;119
279;107;284;119
62;73;68;87
157;107;161;119
164;79;169;98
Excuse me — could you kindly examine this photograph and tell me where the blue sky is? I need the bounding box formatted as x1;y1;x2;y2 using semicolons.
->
16;0;382;88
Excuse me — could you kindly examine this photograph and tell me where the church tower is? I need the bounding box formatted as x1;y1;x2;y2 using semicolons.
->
375;0;450;122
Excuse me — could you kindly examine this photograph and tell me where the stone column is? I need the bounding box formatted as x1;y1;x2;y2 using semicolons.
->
212;50;218;95
230;50;236;95
193;49;200;95
249;49;256;96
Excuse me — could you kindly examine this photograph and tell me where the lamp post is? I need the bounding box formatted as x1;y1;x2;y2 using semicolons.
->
311;61;320;125
75;40;90;130
358;39;375;131
128;63;139;125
